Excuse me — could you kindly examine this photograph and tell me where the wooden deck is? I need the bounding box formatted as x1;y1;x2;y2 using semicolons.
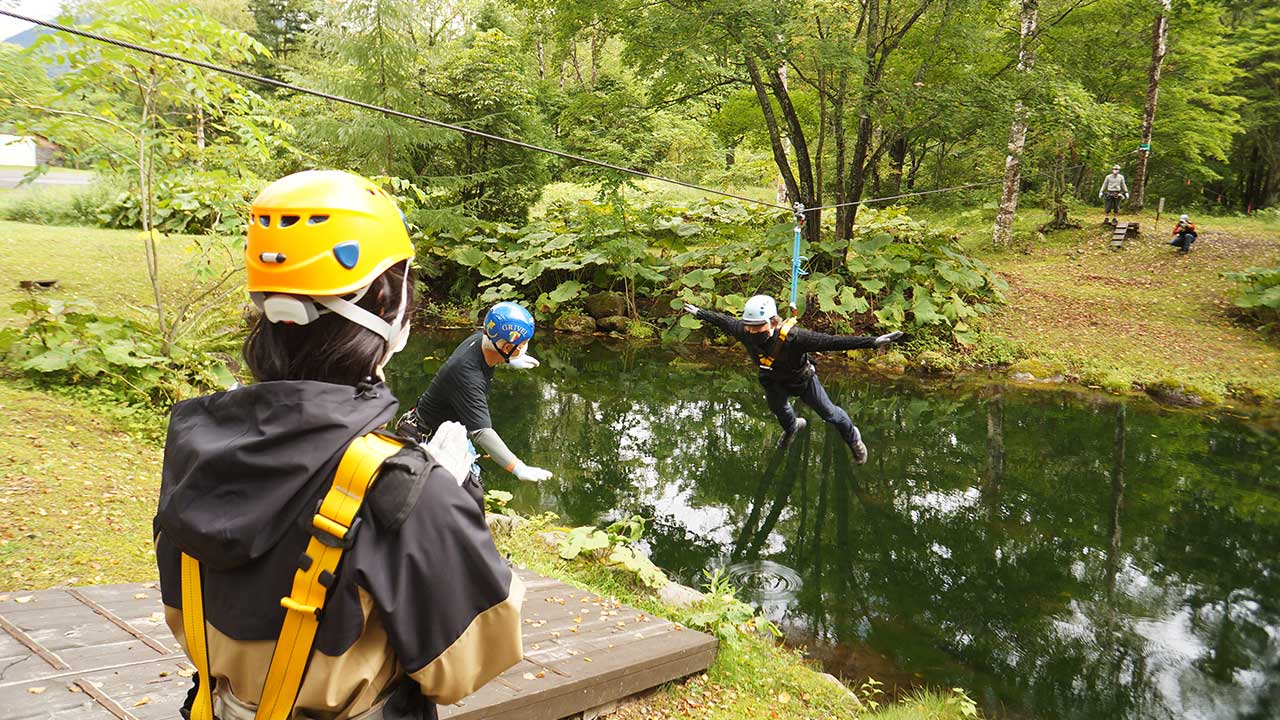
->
0;569;716;720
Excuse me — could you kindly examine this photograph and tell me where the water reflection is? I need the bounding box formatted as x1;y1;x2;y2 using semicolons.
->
387;331;1280;720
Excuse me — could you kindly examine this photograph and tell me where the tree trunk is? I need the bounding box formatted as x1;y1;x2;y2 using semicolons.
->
992;0;1039;247
744;55;801;216
1132;0;1171;209
887;135;907;196
839;0;880;239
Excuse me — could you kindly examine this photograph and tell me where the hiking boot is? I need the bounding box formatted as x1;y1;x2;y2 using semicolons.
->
846;426;868;465
777;417;807;449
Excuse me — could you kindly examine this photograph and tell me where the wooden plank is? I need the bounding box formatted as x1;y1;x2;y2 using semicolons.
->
73;678;139;720
65;589;170;655
3;569;717;720
0;612;70;670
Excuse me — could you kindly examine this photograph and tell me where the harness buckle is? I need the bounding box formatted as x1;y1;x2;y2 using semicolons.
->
310;506;361;549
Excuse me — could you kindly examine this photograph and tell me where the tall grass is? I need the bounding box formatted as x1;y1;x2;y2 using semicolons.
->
0;179;120;227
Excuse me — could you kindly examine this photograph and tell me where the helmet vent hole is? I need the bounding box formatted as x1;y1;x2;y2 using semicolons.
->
279;215;300;228
308;214;330;225
258;215;271;227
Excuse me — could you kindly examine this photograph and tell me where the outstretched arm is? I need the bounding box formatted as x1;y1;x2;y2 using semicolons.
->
471;427;552;482
786;327;904;352
685;303;749;342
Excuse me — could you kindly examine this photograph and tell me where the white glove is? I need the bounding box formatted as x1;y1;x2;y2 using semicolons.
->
507;353;540;370
423;421;476;486
683;302;702;316
512;461;553;483
874;330;904;347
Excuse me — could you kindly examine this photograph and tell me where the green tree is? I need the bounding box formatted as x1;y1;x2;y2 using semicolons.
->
16;0;275;353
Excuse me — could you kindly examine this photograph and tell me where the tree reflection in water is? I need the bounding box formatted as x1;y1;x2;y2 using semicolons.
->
389;331;1280;720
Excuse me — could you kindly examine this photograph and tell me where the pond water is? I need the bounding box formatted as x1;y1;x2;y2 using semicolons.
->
387;330;1280;720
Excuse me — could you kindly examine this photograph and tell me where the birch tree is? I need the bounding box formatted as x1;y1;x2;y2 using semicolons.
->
1131;0;1171;209
992;0;1038;247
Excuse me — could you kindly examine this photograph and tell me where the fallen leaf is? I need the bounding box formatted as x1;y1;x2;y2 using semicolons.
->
523;673;536;681
132;697;151;707
583;657;592;662
134;593;148;599
15;596;32;603
28;687;47;694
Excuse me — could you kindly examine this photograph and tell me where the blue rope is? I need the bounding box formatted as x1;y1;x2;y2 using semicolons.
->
788;203;807;313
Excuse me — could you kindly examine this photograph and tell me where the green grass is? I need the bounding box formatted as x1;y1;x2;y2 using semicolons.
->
494;517;978;720
0;220;243;328
914;203;1280;403
0;384;161;590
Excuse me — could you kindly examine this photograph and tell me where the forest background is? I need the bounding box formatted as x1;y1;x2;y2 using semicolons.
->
1;0;1278;412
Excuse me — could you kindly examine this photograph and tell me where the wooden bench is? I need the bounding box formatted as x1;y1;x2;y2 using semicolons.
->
1110;221;1139;250
0;569;717;720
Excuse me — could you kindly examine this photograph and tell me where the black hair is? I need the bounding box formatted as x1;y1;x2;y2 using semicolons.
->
243;263;416;386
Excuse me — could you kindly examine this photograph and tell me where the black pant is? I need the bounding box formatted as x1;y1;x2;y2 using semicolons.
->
1104;193;1123;214
762;374;857;443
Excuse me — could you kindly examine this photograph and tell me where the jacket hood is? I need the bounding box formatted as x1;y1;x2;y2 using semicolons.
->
155;380;399;571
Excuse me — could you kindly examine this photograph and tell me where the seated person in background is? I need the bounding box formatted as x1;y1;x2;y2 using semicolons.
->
1170;214;1197;253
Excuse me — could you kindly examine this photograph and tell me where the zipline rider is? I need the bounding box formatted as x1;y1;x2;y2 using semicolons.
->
155;170;523;720
685;295;903;462
399;302;555;483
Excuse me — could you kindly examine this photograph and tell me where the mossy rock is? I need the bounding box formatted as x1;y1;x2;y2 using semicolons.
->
596;315;629;333
1144;378;1222;408
868;350;908;374
1007;358;1067;382
584;292;627;319
913;350;957;373
1226;382;1274;405
554;313;597;334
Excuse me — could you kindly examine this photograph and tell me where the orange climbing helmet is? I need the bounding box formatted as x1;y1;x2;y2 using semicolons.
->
246;170;413;297
246;171;415;354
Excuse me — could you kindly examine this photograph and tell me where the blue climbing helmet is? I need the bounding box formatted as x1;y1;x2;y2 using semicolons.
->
483;302;535;357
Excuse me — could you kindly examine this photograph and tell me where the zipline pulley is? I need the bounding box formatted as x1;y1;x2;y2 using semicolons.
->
789;202;808;315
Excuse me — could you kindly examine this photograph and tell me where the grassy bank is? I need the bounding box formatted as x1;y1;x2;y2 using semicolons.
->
929;205;1280;404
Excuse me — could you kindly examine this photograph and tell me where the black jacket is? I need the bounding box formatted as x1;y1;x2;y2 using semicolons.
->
695;309;879;388
154;380;523;719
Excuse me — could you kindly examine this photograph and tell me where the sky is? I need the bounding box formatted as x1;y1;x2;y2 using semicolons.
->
0;0;63;44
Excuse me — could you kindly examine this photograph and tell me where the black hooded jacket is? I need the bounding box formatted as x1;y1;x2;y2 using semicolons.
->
693;309;879;389
154;380;523;719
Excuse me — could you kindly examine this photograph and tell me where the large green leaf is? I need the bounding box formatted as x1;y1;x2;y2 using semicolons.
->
548;280;584;304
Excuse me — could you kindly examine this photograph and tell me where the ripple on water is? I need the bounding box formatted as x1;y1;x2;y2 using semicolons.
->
724;560;803;602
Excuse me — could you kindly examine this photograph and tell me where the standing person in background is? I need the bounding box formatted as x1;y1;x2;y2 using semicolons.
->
399;302;554;483
1098;164;1129;225
1170;213;1197;253
684;295;903;462
155;170;523;720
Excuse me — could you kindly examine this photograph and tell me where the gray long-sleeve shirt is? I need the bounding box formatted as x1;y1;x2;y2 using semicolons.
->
1099;173;1128;194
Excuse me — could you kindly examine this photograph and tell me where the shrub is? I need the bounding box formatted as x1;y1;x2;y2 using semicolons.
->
0;297;235;407
1223;267;1280;332
0;180;119;227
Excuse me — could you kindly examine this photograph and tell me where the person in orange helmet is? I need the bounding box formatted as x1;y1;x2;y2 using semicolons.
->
154;170;522;720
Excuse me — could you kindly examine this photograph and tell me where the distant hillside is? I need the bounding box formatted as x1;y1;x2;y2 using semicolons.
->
3;24;47;48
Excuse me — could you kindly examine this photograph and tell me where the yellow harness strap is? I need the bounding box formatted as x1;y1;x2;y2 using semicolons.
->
180;432;403;720
182;552;214;720
757;318;798;369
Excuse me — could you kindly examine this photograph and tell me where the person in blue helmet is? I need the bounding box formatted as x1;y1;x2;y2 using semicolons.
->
399;302;554;482
685;294;903;461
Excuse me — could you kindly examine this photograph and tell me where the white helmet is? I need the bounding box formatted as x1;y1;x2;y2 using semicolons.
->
742;295;778;325
1180;214;1189;222
1112;165;1121;172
